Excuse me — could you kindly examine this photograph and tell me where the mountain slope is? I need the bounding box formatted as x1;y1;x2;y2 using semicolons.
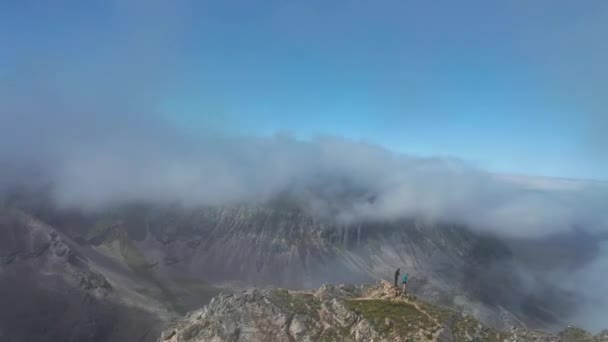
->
104;205;573;330
0;191;597;338
0;208;169;342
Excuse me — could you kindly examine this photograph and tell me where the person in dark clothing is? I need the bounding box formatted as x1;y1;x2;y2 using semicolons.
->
394;268;400;287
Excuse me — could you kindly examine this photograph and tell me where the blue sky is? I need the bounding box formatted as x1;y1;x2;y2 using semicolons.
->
2;0;607;180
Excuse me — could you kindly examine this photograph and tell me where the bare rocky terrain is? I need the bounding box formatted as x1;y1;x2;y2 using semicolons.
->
0;208;168;342
160;280;608;342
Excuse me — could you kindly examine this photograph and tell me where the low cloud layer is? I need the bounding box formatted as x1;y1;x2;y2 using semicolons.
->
42;138;608;238
1;63;607;239
2;0;606;240
0;98;606;240
3;60;605;242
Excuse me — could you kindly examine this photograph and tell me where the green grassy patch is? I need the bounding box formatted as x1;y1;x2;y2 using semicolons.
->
451;315;505;342
269;289;321;317
560;327;594;342
117;231;185;314
344;299;436;339
420;301;455;324
119;231;150;274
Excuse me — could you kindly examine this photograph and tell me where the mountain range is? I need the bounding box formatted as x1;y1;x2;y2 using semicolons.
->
0;184;604;341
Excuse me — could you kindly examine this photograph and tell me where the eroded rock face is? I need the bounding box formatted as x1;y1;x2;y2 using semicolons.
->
160;281;605;342
0;208;113;298
0;209;164;342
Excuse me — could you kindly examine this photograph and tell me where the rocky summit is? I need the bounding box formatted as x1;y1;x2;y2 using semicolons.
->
160;281;608;342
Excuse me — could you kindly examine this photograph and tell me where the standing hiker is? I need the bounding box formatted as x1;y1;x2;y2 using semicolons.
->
402;273;409;293
394;268;400;287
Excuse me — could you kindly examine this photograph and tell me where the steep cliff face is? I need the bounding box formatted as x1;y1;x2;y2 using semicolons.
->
159;281;608;342
57;204;512;328
114;205;571;330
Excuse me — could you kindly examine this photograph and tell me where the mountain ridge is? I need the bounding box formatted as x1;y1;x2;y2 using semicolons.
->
0;191;603;340
159;280;608;342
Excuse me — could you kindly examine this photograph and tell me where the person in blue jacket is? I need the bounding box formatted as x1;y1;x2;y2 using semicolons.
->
402;273;409;293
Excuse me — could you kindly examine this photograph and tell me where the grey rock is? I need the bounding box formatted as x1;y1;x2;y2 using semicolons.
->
160;281;605;342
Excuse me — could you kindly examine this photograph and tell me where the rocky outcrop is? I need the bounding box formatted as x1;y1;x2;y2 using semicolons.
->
159;281;606;342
